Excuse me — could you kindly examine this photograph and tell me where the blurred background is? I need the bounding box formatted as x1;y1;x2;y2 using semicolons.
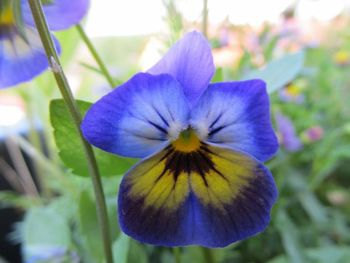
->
1;0;350;262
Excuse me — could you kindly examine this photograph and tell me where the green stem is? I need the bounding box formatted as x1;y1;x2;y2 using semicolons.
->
27;1;114;263
76;24;116;88
26;102;49;196
202;0;208;37
201;247;215;263
173;247;181;263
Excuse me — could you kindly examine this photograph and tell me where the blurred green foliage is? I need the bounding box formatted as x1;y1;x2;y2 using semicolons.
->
1;3;350;263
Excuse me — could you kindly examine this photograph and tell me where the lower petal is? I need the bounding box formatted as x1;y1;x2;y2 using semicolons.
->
118;143;277;247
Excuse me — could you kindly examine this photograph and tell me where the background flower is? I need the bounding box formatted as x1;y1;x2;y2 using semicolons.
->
0;0;89;89
275;112;303;152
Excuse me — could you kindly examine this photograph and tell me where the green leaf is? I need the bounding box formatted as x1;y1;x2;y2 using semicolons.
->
276;209;307;263
112;233;130;263
0;191;41;209
287;174;328;224
79;190;104;262
50;99;136;177
22;207;71;261
299;192;328;224
243;51;305;94
127;241;148;263
268;246;350;263
181;247;206;263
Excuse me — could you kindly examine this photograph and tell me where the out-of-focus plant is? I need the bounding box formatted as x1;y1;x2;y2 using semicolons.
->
0;1;350;263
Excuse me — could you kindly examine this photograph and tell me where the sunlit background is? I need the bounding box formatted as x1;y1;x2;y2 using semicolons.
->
86;0;350;36
2;0;350;129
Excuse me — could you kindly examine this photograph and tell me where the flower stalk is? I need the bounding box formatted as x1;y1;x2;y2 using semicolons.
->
27;1;114;262
202;0;208;37
201;247;215;263
173;247;181;263
76;23;116;88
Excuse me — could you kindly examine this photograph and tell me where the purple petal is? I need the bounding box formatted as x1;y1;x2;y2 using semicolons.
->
21;0;89;31
190;80;278;162
81;73;190;158
148;31;215;107
0;27;61;89
275;112;303;152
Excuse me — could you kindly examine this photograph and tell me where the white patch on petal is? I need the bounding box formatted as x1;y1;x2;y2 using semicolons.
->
168;121;186;141
191;120;209;141
2;27;43;59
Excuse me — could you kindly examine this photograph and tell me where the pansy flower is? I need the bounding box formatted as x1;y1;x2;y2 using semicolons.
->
81;32;278;247
0;0;89;89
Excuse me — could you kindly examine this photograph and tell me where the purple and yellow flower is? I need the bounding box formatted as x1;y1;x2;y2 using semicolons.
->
0;0;89;89
81;32;278;247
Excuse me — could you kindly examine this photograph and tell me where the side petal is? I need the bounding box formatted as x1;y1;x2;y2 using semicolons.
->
148;31;214;107
190;80;278;162
118;143;277;247
21;0;89;31
0;27;60;89
81;73;190;158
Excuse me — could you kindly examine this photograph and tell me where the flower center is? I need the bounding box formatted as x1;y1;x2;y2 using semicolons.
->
0;2;17;39
0;4;15;26
172;128;201;153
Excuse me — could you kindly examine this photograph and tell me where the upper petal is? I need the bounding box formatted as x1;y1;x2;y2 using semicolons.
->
190;80;278;162
21;0;89;31
81;73;190;158
118;142;277;247
148;31;215;107
0;27;61;89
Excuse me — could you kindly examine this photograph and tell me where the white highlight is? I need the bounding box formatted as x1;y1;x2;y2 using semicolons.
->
50;56;62;73
3;27;42;59
139;37;164;71
167;121;185;141
84;0;350;38
191;120;209;141
85;0;166;37
0;105;25;127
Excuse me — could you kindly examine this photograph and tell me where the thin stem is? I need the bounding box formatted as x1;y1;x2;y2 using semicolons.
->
76;23;116;88
25;94;49;196
0;158;25;193
201;247;215;263
27;1;114;263
13;135;76;195
173;247;181;263
5;138;39;197
202;0;208;37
